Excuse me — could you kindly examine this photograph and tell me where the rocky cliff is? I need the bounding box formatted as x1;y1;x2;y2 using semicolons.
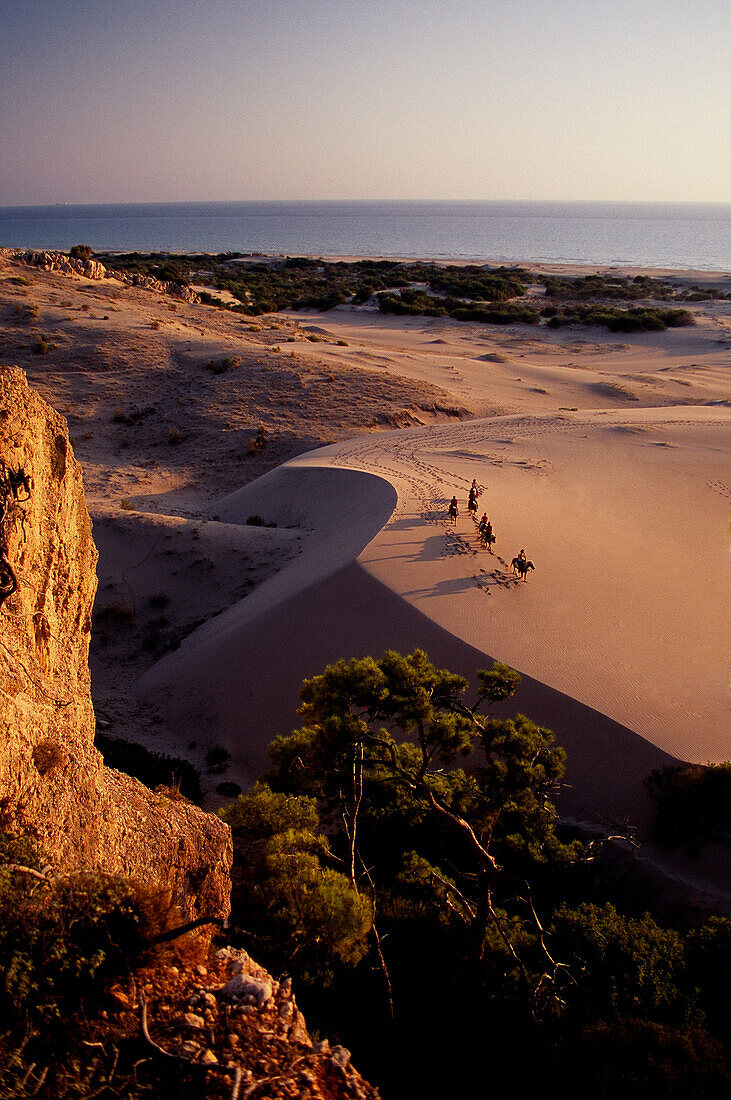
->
0;365;230;919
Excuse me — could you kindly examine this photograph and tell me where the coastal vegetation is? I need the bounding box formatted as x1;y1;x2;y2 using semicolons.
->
96;251;715;331
218;650;731;1096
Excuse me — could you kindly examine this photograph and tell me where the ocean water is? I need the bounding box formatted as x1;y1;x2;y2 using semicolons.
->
0;200;729;272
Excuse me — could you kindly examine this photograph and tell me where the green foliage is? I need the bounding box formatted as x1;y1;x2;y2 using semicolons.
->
551;903;687;1022
0;868;147;1022
95;732;202;802
220;783;372;985
645;762;731;852
265;648;580;1000
547;305;694;332
69;244;93;261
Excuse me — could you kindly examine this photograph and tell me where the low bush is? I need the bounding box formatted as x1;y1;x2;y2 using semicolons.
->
645;762;731;852
0;859;149;1023
205;746;231;774
96;733;202;802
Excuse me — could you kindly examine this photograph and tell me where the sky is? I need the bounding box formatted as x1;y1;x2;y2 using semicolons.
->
0;0;729;205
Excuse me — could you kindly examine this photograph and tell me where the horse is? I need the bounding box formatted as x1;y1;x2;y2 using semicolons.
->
448;503;458;524
481;528;496;553
467;497;478;518
511;557;535;579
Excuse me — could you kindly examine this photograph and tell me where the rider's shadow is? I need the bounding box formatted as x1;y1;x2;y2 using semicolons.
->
387;515;428;531
410;535;451;563
404;575;480;599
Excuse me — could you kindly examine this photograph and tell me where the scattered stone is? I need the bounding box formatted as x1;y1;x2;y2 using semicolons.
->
183;1012;205;1029
331;1046;352;1070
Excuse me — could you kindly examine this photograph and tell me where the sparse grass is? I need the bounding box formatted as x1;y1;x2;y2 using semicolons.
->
167;427;183;445
33;337;49;355
119;498;136;511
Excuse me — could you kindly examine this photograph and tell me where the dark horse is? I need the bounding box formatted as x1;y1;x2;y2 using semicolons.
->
448;503;458;524
481;529;496;553
511;557;535;580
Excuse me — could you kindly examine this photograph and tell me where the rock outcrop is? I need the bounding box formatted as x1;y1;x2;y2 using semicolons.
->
0;248;201;303
0;366;230;919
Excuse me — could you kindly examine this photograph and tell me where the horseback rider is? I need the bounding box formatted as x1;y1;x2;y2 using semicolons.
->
478;512;488;534
518;548;527;564
448;495;459;522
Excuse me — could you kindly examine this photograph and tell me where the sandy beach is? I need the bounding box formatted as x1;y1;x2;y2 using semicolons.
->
1;252;728;881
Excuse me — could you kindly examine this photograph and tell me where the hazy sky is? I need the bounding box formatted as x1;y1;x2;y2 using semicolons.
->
1;0;728;204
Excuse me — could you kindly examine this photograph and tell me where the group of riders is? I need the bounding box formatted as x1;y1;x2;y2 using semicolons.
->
447;479;530;573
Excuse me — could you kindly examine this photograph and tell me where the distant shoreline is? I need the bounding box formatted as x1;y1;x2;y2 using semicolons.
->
2;199;728;272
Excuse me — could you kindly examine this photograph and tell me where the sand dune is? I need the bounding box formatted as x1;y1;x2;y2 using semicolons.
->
138;398;728;836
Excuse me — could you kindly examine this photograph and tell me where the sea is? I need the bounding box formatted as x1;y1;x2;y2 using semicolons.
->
0;200;729;272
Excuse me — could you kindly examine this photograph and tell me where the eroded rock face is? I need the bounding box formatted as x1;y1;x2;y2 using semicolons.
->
0;249;200;303
0;366;230;919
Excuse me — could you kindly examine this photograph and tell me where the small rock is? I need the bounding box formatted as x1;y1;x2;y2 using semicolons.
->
183;1013;205;1029
196;965;208;978
200;1049;218;1065
202;992;217;1009
331;1046;352;1070
313;1040;330;1055
221;974;273;1006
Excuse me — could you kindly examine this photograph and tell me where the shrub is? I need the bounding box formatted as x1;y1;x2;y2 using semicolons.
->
69;244;93;261
32;740;65;775
206;746;231;774
33;337;49;355
645;762;731;852
205;355;239;374
96;733;202;802
248;423;267;455
216;781;242;798
246;514;277;528
0;868;149;1023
